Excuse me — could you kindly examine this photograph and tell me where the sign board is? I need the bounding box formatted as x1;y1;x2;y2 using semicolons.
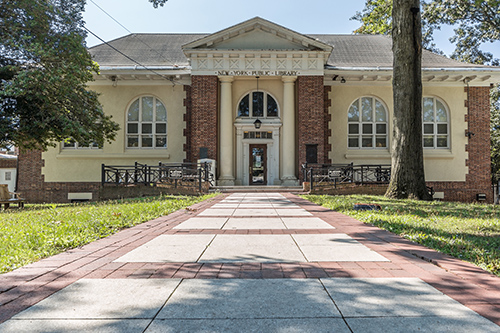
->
328;169;342;179
168;168;183;180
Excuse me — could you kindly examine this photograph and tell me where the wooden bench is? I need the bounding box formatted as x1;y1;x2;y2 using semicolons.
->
0;192;25;209
0;185;25;209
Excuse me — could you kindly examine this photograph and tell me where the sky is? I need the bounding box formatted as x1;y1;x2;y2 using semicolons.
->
82;0;499;58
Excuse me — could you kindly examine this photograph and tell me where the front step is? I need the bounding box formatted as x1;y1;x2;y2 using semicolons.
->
210;186;304;193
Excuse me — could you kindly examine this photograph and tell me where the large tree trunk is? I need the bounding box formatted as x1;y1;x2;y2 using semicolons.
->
386;0;432;200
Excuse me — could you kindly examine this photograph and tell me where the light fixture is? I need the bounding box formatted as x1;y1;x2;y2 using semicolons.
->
253;118;262;129
341;77;346;84
254;76;262;129
110;75;117;87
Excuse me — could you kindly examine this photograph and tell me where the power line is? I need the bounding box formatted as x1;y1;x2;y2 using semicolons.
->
87;0;176;66
83;26;174;83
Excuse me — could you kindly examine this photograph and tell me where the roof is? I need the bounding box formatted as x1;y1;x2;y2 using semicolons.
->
311;34;487;69
0;153;17;160
88;33;491;70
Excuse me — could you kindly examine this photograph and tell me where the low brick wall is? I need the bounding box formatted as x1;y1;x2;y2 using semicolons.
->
310;183;388;196
99;183;209;201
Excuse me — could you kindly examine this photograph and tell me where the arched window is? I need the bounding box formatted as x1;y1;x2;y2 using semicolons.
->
126;96;167;148
348;97;388;149
423;97;449;148
237;91;278;118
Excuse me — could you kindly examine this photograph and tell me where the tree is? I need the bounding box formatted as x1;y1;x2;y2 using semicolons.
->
352;0;441;53
0;0;119;151
149;0;169;8
491;85;500;182
386;0;432;200
352;0;500;61
353;0;500;195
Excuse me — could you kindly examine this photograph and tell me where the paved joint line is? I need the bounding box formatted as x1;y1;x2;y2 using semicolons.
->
141;278;183;333
219;217;230;230
195;234;218;262
288;234;309;263
318;278;354;333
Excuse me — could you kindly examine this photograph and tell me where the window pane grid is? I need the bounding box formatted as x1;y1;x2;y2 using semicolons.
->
422;97;449;149
127;96;167;148
348;97;388;149
238;91;279;118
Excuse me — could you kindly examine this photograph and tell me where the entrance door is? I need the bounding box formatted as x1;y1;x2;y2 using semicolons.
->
249;144;267;185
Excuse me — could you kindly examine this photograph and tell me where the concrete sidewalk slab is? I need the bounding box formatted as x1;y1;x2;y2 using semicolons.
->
223;218;285;229
156;279;341;319
281;217;335;229
114;235;215;262
146;318;351;333
198;209;235;216
321;278;478;317
0;319;151;333
173;217;228;229
346;316;500;333
199;235;306;263
275;209;313;216
14;279;180;319
232;209;278;216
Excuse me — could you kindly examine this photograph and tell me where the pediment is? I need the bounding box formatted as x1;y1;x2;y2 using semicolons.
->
183;17;332;53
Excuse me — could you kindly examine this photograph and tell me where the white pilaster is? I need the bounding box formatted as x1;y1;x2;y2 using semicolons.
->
218;76;235;186
281;76;298;185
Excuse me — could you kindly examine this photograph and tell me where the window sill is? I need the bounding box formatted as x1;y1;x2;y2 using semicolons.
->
56;151;170;159
423;150;455;159
344;150;391;160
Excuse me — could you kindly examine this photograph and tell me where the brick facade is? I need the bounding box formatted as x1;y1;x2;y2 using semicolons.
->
297;76;327;179
183;85;192;163
427;86;493;203
17;150;100;203
0;158;16;169
14;83;493;204
324;86;332;164
186;75;219;163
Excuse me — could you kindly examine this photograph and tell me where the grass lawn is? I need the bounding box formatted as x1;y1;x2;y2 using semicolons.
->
302;194;500;276
0;194;217;274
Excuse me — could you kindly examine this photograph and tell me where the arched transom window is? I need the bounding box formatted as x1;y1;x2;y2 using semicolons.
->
238;91;278;118
423;97;449;148
127;96;167;148
348;97;388;149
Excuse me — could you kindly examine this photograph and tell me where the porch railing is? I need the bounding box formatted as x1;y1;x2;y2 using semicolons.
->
301;163;391;191
101;161;214;192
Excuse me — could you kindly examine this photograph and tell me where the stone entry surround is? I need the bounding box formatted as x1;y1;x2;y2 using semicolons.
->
1;193;499;332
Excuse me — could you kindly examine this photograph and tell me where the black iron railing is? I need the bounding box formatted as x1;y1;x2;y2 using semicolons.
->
301;163;391;191
101;161;214;192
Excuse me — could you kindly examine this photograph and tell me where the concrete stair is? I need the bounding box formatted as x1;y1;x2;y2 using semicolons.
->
210;186;304;193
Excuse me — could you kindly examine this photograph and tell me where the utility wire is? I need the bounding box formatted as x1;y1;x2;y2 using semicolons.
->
84;26;174;83
88;0;176;66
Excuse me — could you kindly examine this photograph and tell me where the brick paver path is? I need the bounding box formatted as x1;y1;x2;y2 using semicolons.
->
1;193;499;331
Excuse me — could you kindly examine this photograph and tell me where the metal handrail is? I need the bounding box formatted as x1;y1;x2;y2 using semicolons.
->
101;161;213;192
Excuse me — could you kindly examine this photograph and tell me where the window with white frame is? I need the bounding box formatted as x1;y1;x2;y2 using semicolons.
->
348;97;388;149
422;97;449;148
126;96;167;148
237;91;279;118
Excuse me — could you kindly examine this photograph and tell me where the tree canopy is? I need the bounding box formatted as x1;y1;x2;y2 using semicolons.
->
353;0;500;184
0;0;119;150
149;0;169;8
352;0;500;63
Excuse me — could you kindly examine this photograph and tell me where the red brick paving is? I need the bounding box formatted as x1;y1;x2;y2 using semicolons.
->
0;192;499;326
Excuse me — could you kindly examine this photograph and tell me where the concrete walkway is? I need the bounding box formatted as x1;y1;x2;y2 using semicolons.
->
1;193;499;332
